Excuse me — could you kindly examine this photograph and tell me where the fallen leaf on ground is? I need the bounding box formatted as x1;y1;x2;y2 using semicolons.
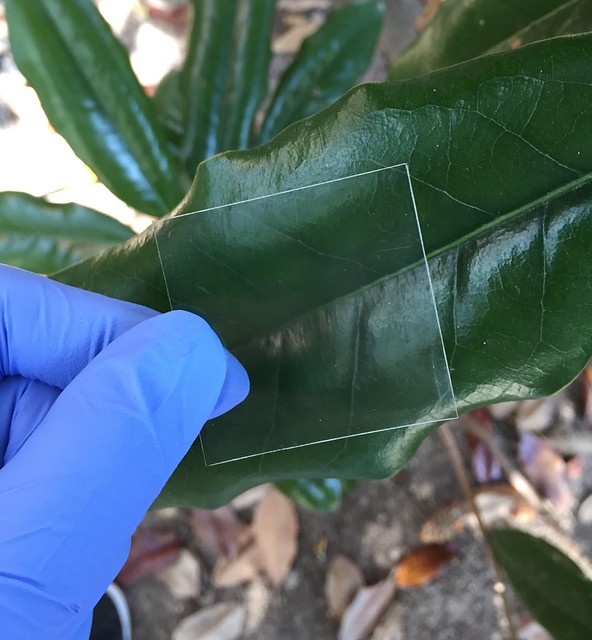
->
395;544;455;589
471;440;503;484
583;365;592;423
370;602;404;640
338;576;396;640
189;506;243;560
578;493;592;523
244;580;273;633
172;603;244;640
230;484;271;511
157;549;201;600
418;502;466;544
465;410;502;483
252;488;299;586
325;556;365;620
519;433;575;514
518;620;554;640
116;527;182;586
515;397;558;433
213;542;262;588
489;401;519;419
419;485;534;544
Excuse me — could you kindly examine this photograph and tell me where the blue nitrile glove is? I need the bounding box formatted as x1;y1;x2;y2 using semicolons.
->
0;265;249;640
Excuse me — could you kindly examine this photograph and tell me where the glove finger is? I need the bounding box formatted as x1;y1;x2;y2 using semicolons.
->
0;376;61;466
210;351;250;419
0;265;157;388
0;357;250;465
0;310;248;637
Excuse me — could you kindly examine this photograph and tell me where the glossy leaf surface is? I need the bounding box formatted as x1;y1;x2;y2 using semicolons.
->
219;0;276;151
57;35;592;507
260;0;384;143
491;528;592;639
276;479;357;512
0;192;133;274
179;0;275;170
5;0;182;216
389;0;590;80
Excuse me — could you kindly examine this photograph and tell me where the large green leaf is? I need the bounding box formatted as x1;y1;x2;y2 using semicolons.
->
179;0;275;169
0;192;133;274
5;0;183;216
491;528;592;639
259;0;384;143
389;0;592;81
56;35;592;507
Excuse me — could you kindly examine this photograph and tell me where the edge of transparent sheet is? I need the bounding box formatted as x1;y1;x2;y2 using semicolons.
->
154;164;458;466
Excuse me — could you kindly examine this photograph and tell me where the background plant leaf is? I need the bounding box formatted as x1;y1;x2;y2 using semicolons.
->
276;479;357;511
389;0;592;81
179;0;275;171
152;70;185;154
490;0;592;54
491;527;592;639
56;35;592;507
5;0;183;216
259;0;384;143
219;0;276;151
0;192;133;274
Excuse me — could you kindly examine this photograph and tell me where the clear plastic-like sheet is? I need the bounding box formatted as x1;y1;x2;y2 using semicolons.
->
154;164;458;465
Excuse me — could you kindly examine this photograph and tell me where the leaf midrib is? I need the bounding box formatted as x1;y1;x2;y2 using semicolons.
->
234;168;592;351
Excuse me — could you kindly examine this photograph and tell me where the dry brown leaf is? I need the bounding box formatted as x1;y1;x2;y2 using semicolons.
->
515;397;558;433
419;501;466;544
420;485;534;544
395;544;455;589
172;603;244;640
213;543;263;588
157;549;201;600
325;556;365;620
338;577;396;640
578;493;592;523
518;620;554;640
370;602;404;640
116;527;182;586
474;485;535;524
230;484;271;511
519;433;575;514
465;409;503;483
189;506;243;560
489;400;519;419
252;489;299;586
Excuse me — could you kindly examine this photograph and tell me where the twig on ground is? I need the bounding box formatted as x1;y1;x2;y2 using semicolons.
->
439;423;518;640
460;414;569;533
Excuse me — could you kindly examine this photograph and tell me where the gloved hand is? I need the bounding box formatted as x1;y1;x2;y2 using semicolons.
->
0;265;249;640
